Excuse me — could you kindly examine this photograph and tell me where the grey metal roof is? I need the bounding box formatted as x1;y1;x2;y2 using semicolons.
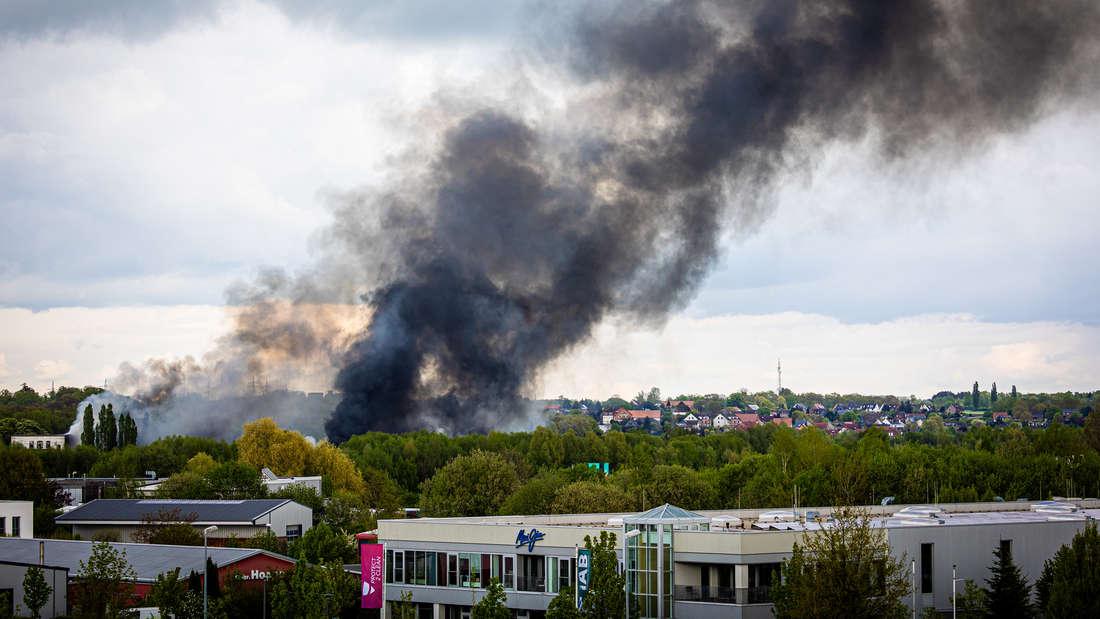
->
624;504;709;524
55;499;294;524
0;538;293;582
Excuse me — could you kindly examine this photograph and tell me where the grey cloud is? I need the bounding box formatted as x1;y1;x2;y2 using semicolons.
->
0;0;221;41
0;0;536;42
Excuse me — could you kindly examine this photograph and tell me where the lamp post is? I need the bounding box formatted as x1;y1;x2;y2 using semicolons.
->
203;525;218;619
951;564;966;619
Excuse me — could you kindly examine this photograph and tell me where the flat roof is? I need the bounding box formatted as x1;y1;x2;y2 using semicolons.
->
0;538;293;582
378;499;1100;531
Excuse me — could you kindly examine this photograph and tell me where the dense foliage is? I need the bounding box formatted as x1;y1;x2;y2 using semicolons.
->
1037;523;1100;618
772;507;910;618
0;384;102;434
342;418;1099;517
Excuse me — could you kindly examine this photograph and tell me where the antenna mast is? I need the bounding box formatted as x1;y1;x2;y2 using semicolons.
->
777;358;782;394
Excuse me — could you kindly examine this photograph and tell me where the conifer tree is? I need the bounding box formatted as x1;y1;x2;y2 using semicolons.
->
1011;385;1018;399
991;383;998;403
984;542;1032;618
972;382;981;410
81;404;95;447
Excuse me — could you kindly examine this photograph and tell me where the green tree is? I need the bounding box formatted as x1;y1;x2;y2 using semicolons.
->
581;531;627;619
772;507;910;618
288;522;354;564
22;565;51;619
1036;523;1100;618
550;481;632;514
419;450;518;517
472;578;509;619
270;559;357;619
529;427;565;469
973;382;981;410
132;508;203;546
954;580;988;619
546;587;582;619
81;404;96;447
71;541;137;619
984;542;1032;618
991;383;998;403
96;405;117;451
1084;411;1100;453
148;568;188;619
390;590;415;619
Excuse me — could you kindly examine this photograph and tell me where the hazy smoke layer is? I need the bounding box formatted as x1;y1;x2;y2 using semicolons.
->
324;0;1100;440
109;0;1099;442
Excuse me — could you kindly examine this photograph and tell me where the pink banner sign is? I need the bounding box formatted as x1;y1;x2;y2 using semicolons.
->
361;543;384;609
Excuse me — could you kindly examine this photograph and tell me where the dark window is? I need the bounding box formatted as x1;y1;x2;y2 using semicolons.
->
1000;539;1012;561
11;517;19;538
448;554;458;586
0;517;6;536
921;543;934;594
393;550;405;583
386;550;394;583
481;554;491;588
286;524;302;541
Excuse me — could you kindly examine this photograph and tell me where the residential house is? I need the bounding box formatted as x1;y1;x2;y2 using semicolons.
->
9;435;68;450
712;414;730;430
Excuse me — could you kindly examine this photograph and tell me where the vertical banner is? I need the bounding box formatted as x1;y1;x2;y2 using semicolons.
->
576;548;591;609
361;543;384;609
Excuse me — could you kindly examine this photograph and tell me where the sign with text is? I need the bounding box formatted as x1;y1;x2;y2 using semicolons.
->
515;528;545;552
576;548;591;609
361;543;384;609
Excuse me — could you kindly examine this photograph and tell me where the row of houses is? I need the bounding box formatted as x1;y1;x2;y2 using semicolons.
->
599;400;1063;436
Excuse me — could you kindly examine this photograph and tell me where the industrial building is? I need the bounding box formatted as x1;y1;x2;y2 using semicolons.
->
55;498;313;543
0;537;295;618
375;499;1100;619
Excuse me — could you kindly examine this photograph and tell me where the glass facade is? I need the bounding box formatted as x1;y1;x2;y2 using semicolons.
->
386;549;572;594
626;524;673;618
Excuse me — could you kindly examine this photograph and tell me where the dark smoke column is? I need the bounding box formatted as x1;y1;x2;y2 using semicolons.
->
325;0;1100;442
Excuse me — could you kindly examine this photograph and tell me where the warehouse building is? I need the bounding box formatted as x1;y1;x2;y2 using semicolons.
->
56;498;313;543
375;500;1100;619
0;538;295;617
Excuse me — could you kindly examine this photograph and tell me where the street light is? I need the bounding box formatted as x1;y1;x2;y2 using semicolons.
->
951;564;966;619
204;525;218;619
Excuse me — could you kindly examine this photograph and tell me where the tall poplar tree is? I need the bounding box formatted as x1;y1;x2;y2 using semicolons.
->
991;382;998;403
972;382;981;410
81;404;95;447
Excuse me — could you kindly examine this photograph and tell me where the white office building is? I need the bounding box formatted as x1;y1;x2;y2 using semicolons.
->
376;499;1100;618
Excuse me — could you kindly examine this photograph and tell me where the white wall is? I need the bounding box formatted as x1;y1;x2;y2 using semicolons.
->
0;501;33;539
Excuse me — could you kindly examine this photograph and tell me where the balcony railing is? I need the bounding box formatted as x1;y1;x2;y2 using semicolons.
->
515;576;545;593
673;585;772;604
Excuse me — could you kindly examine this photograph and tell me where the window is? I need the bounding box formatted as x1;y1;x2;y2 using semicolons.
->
1000;539;1012;561
45;441;52;448
503;556;515;590
36;441;44;449
0;517;6;536
393;550;405;583
448;553;458;586
11;517;19;538
286;524;303;541
920;543;934;594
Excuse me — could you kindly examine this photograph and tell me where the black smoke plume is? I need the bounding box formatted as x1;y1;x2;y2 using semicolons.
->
323;0;1100;440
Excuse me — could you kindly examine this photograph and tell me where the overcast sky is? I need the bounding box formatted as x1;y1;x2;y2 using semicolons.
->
1;0;1098;398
